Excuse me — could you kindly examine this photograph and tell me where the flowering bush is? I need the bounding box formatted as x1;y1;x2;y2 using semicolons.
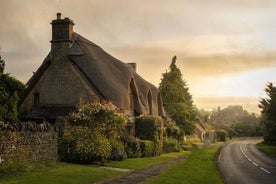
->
69;100;126;142
59;126;111;164
59;100;126;164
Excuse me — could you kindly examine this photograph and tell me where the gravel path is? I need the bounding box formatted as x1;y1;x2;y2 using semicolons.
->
103;156;186;184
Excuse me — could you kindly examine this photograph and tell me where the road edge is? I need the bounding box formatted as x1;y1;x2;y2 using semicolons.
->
214;143;227;184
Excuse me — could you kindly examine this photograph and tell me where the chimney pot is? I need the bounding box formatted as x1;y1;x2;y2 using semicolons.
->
128;63;137;72
57;13;61;20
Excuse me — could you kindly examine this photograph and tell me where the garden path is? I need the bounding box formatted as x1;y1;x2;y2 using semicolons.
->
102;156;186;184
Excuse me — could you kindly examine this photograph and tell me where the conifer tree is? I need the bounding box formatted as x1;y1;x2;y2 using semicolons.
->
259;82;276;145
159;56;196;134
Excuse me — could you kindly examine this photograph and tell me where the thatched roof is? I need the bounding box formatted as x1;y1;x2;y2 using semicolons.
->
21;32;165;117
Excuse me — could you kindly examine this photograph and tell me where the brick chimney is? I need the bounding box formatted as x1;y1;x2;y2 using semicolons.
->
50;13;74;58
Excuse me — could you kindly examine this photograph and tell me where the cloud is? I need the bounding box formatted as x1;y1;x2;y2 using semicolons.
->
110;41;276;78
1;0;276;113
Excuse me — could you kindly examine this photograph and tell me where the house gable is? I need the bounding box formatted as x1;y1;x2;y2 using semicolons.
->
20;54;99;116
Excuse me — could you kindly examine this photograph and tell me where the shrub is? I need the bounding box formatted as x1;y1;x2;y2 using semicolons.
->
109;141;127;161
60;100;127;164
135;115;163;140
205;130;216;143
59;126;111;164
135;115;163;156
216;129;228;142
163;137;182;153
140;140;155;157
68;100;126;142
123;137;142;158
184;136;201;149
165;125;182;140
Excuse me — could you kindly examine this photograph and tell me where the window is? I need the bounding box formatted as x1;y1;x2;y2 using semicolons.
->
129;78;140;116
34;93;40;107
147;90;152;115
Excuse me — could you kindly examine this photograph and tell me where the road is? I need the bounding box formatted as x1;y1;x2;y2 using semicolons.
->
218;138;276;184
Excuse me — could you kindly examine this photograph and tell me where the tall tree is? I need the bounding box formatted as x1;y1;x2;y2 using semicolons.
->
0;55;5;73
159;56;193;106
159;56;196;134
0;55;24;122
259;82;276;145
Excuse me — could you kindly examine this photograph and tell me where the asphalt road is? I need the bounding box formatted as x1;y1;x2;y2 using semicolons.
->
218;138;276;184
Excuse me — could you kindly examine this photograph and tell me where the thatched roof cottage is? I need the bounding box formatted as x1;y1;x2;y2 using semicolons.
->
20;13;165;124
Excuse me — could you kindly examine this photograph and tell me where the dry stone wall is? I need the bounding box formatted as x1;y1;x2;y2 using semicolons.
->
0;121;58;165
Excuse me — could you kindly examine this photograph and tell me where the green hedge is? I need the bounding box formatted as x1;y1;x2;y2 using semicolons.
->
123;137;142;158
216;129;228;142
163;137;182;153
140;140;155;157
135;115;164;156
135;115;162;140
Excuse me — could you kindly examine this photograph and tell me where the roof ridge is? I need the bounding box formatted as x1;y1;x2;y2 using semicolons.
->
72;32;102;49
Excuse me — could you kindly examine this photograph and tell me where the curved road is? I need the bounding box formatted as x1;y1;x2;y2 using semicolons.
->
218;138;276;184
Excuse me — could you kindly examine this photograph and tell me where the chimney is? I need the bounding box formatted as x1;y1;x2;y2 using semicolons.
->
127;63;137;72
57;12;61;20
51;13;74;43
51;13;74;59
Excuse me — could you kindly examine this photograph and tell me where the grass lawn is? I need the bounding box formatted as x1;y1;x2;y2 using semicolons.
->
0;163;122;184
257;142;276;157
105;151;190;170
143;145;224;184
0;152;189;184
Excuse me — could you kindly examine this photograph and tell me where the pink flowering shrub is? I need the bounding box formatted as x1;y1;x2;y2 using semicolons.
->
59;100;126;164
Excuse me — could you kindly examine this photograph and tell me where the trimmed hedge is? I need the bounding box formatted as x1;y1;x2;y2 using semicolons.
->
135;115;162;140
135;115;164;156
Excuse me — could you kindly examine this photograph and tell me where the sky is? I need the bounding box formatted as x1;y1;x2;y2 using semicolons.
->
1;0;276;113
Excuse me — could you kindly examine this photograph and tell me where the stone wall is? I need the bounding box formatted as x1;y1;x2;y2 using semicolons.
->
0;121;58;165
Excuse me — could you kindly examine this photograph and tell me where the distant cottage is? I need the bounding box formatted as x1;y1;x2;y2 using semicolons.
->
20;13;165;125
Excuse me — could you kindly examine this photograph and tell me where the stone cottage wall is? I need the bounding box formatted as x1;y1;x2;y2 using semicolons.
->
0;121;58;165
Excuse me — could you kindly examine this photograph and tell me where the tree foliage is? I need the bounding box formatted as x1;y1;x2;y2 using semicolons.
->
0;55;24;122
259;82;276;145
159;56;196;135
198;105;262;137
159;56;193;105
216;129;228;142
165;103;196;135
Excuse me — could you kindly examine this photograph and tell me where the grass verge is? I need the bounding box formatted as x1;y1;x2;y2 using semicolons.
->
105;151;190;170
257;142;276;157
0;163;121;184
0;152;189;184
143;145;224;184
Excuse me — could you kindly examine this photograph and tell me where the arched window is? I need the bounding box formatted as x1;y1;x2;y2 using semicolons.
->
129;78;140;116
147;90;152;115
